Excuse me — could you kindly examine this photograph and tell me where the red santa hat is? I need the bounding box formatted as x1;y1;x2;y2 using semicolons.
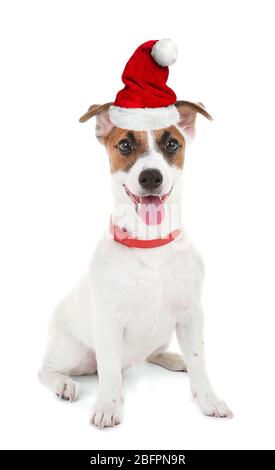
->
109;39;180;131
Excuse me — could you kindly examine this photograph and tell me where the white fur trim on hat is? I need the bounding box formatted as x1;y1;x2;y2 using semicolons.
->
151;39;178;67
109;105;180;131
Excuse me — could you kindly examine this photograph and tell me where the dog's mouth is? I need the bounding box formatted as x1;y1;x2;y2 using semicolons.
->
123;184;173;226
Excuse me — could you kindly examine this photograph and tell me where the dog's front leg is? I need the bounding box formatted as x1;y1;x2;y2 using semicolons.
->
176;307;233;418
91;312;123;429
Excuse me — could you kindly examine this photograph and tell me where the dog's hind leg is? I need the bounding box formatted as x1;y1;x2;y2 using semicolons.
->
147;347;187;372
39;329;97;401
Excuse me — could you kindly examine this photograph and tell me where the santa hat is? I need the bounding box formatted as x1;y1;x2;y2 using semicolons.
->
109;39;180;131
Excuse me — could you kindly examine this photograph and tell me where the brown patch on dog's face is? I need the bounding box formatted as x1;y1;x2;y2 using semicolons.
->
153;126;185;169
79;100;212;174
103;128;149;173
102;126;185;173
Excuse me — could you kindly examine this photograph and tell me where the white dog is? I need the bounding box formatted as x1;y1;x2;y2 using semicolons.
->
39;39;232;428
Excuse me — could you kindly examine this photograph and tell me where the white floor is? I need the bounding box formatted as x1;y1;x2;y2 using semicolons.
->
1;334;274;450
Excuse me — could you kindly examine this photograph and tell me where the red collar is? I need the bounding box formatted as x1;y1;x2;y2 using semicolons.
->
110;219;181;249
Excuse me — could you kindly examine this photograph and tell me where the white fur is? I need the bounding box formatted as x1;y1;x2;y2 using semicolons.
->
109;105;180;131
151;39;178;67
39;130;232;428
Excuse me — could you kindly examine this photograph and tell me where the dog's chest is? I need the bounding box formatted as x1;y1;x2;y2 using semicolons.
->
90;238;202;363
115;250;198;363
118;274;189;365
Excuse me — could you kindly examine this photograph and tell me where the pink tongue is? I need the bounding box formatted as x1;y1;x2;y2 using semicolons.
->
137;196;165;226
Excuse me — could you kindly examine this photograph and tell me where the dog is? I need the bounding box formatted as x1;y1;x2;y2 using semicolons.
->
39;40;232;428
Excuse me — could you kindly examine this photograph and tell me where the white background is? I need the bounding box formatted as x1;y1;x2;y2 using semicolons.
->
0;0;275;450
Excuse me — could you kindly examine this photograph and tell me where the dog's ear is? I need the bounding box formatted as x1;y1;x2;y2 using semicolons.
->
79;102;114;141
175;101;213;141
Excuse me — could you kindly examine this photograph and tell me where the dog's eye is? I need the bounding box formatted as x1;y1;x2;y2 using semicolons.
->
165;138;179;153
118;139;133;155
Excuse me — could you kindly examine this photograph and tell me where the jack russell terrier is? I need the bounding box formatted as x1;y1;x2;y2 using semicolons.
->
39;39;233;428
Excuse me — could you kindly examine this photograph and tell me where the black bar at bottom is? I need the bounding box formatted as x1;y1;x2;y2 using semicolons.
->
0;449;272;465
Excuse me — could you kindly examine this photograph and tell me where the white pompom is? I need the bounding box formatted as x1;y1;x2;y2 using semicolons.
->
151;38;178;67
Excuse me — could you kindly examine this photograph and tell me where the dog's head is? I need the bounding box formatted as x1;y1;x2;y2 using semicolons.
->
80;101;212;226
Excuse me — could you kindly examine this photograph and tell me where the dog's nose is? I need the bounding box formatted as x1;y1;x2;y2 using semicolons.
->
138;169;163;191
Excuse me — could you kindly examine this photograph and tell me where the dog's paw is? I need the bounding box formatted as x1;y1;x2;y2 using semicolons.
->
90;398;123;429
55;377;80;402
195;392;233;418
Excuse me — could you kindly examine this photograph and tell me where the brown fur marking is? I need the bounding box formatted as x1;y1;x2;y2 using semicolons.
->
153;126;185;169
79;100;212;172
79;102;113;123
104;128;149;173
175;101;213;121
